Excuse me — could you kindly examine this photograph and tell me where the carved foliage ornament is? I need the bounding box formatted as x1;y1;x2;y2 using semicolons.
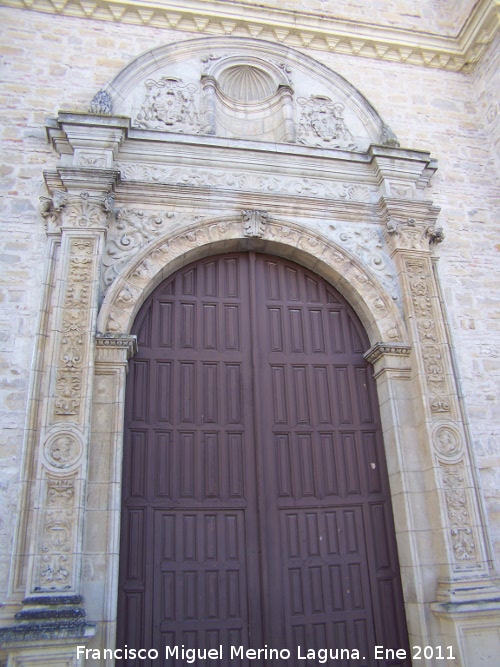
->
134;77;203;134
297;96;357;150
118;162;377;202
39;191;113;233
54;240;94;418
242;209;269;237
102;208;175;292
104;218;402;343
441;464;477;564
405;258;451;414
39;476;76;589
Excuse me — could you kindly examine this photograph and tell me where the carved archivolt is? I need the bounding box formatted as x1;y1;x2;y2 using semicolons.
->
98;216;406;345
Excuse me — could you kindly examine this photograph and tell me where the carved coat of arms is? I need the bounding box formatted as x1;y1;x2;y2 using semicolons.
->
134;77;202;133
298;96;357;150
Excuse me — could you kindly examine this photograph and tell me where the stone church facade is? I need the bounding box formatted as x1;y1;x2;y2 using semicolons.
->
0;1;499;666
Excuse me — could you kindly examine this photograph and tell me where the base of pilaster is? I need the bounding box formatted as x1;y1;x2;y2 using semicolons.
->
432;578;500;667
0;596;95;667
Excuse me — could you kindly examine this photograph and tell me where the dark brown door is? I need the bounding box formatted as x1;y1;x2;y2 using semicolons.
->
117;253;410;666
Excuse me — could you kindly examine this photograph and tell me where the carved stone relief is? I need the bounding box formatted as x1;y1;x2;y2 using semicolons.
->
39;190;67;233
37;475;77;590
441;464;478;565
53;239;94;419
297;96;357;149
433;423;464;461
242;209;268;237
101;217;405;346
383;215;485;572
117;162;378;202
326;224;399;302
133;77;203;133
101;208;175;292
404;257;451;414
385;217;444;251
44;432;82;470
89;90;113;115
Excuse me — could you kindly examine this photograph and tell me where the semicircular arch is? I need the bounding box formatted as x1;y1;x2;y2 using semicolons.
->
102;36;396;149
97;216;407;347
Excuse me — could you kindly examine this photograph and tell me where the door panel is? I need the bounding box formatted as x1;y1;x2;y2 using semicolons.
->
117;252;410;666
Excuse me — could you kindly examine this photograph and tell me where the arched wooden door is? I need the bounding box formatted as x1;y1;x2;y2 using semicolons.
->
117;252;410;666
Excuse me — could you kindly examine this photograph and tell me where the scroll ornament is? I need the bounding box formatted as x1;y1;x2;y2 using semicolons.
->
101;208;175;291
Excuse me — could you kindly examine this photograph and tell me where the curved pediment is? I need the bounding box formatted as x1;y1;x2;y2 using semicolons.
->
96;36;398;150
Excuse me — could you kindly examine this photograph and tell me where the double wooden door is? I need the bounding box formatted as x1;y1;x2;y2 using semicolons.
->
117;252;410;666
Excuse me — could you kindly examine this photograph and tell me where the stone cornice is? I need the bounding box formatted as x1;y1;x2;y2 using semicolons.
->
1;0;498;72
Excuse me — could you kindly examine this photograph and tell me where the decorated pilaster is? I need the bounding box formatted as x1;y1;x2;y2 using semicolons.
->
29;173;118;597
0;166;119;661
381;199;500;664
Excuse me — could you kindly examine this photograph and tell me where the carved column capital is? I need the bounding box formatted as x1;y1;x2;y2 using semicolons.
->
39;191;68;235
384;216;444;254
60;191;115;230
95;334;138;363
364;341;412;365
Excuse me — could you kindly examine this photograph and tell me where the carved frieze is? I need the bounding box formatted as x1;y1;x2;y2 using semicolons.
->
117;162;378;202
134;77;203;133
297;96;357;150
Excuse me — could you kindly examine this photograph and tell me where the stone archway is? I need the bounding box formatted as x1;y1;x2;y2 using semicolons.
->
4;35;499;667
116;251;411;666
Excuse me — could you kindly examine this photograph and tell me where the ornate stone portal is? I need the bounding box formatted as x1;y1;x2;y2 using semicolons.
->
1;37;499;667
